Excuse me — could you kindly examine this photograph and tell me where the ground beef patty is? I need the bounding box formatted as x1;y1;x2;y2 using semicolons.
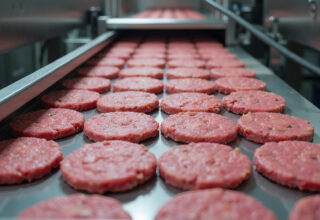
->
119;67;164;79
161;92;221;114
166;78;216;94
18;194;131;219
155;188;276;220
254;141;320;191
61;140;156;193
223;90;286;114
211;68;256;79
84;112;158;142
159;143;251;190
168;59;206;68
166;68;211;79
133;53;166;60
97;91;158;113
62;77;111;93
215;77;266;94
127;58;166;68
99;51;131;60
113;77;163;93
167;54;201;60
86;57;125;68
77;66;119;79
10;108;84;140
0;137;63;184
289;195;320;220
207;59;245;69
161;112;237;144
41;89;100;111
238;112;314;143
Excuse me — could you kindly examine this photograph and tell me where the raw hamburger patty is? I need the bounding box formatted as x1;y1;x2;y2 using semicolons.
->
166;68;211;79
61;140;157;193
161;93;221;114
113;77;164;93
84;112;158;142
99;51;131;60
238;112;314;143
166;78;216;94
155;188;276;220
119;67;163;79
133;53;166;60
215;77;266;94
109;47;135;54
18;194;131;219
97;91;159;113
289;195;320;220
127;59;165;68
41;90;100;111
222;90;286;114
254;141;320;191
159;143;251;190
161;112;237;144
10;108;84;140
168;59;206;68
211;68;256;79
87;57;125;68
77;66;119;79
0;137;63;184
207;59;245;69
62;77;111;93
167;54;201;60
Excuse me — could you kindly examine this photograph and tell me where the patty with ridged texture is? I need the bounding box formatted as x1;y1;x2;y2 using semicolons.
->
161;112;237;144
61;140;157;193
0;137;63;184
238;112;314;143
222;90;286;114
113;77;163;93
41;89;100;111
77;66;119;79
10;108;84;140
215;77;266;94
18;194;132;219
254;141;320;191
161;92;221;114
166;78;216;94
62;77;111;93
155;188;276;220
84;112;158;143
159;142;251;190
97;91;158;113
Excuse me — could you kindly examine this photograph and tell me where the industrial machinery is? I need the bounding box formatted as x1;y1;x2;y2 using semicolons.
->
0;0;319;219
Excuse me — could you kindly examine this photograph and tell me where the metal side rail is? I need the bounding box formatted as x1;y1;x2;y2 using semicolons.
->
0;31;116;121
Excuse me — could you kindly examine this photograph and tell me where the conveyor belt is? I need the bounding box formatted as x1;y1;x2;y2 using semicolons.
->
0;45;319;220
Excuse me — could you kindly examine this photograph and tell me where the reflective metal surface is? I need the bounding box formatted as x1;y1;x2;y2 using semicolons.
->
0;31;116;121
264;0;320;51
0;46;319;220
105;17;227;30
0;0;100;53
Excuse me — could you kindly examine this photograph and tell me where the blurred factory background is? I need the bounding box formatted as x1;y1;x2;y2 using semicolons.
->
0;0;319;106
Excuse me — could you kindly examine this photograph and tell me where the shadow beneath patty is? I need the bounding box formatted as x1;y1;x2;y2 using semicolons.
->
107;176;157;204
253;169;316;201
0;168;60;198
60;175;158;204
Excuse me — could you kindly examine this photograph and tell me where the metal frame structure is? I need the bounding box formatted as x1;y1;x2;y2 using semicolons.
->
0;0;101;54
0;31;116;121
